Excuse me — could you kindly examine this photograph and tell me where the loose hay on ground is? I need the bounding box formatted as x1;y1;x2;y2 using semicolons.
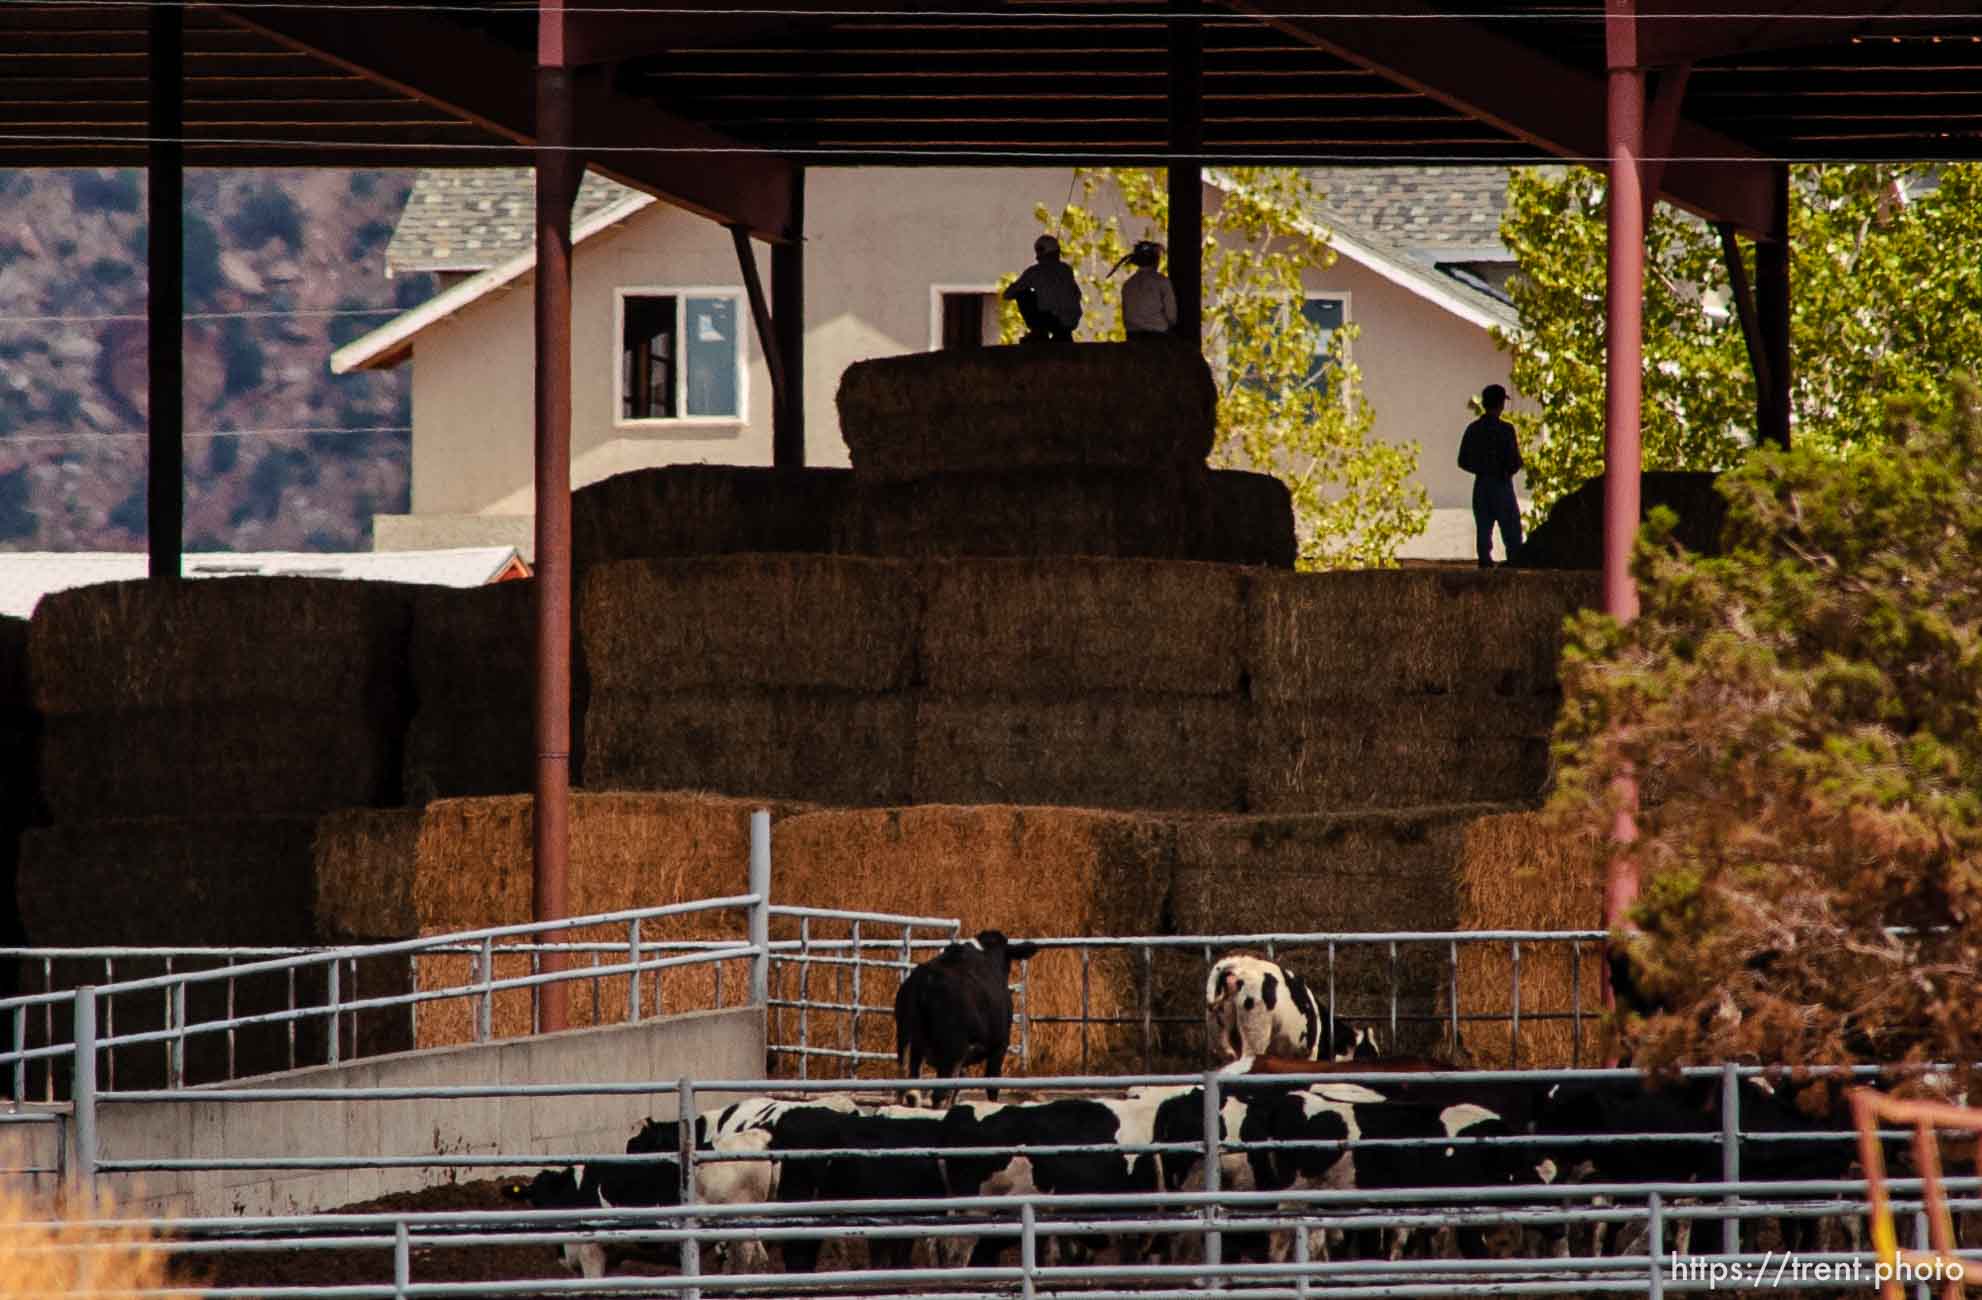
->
919;559;1245;695
836;342;1216;483
572;465;852;567
1451;810;1605;1068
580;556;918;693
911;694;1248;812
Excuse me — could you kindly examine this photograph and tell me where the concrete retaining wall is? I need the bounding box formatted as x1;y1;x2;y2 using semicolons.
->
91;1006;764;1219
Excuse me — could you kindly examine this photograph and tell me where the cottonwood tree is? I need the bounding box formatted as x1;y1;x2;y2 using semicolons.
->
1496;164;1982;521
1547;381;1982;1089
1012;167;1428;569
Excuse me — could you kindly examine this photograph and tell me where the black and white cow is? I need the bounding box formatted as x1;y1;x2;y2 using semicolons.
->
894;930;1039;1105
501;1128;682;1278
774;1106;953;1272
1205;953;1382;1064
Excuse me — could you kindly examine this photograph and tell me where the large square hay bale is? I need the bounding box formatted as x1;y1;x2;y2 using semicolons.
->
1166;805;1502;1058
586;689;915;806
1206;471;1297;568
1451;811;1605;1068
836;342;1216;484
1518;470;1727;570
1248;693;1558;812
912;694;1247;812
774;804;1173;1075
834;466;1214;561
1247;569;1597;702
29;576;416;715
404;581;585;803
919;559;1245;695
0;615;27;717
573;465;852;567
314;794;802;1047
581;556;917;693
38;708;405;821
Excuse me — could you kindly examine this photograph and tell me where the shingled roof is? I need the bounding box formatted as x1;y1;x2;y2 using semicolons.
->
385;169;638;276
1302;166;1520;257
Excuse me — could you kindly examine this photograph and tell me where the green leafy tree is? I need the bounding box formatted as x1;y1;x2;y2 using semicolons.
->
1497;164;1982;522
1547;381;1982;1087
1016;168;1428;569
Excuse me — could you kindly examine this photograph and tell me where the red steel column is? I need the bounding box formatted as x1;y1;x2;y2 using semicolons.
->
147;0;184;580
1601;4;1647;1010
771;168;805;468
1168;0;1203;346
533;0;579;1033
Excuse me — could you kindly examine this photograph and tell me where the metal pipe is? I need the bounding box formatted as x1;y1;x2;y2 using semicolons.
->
393;1220;410;1299
679;1076;700;1300
750;810;771;1008
1202;1069;1222;1283
532;39;580;1034
1647;1190;1665;1298
71;987;97;1195
147;0;184;581
1721;1062;1741;1255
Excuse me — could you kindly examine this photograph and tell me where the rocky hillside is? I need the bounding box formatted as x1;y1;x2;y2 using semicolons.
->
0;169;433;551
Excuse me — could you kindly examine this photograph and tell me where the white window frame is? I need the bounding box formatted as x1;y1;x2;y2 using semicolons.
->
1304;291;1353;401
612;285;750;429
928;283;1004;352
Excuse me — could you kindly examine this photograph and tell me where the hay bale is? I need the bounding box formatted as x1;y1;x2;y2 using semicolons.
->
1248;694;1559;812
1451;810;1605;1068
0;617;34;963
572;465;853;567
1166;805;1505;1058
586;689;915;806
581;556;917;693
835;465;1215;561
314;793;804;1047
836;341;1217;485
1206;471;1297;568
1517;471;1728;570
919;559;1245;695
1247;568;1597;702
38;708;404;821
28;576;416;715
912;694;1247;812
774;804;1173;1075
0;615;26;716
404;581;586;803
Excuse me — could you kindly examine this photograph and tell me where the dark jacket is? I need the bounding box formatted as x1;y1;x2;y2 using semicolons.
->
1458;414;1523;481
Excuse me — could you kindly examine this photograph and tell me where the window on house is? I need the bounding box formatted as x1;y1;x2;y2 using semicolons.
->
939;291;997;349
620;291;742;421
1303;296;1346;393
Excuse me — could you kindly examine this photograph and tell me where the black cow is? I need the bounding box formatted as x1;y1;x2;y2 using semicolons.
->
775;1107;952;1272
894;930;1039;1104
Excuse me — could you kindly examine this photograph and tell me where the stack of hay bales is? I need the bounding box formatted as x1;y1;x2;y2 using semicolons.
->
1450;811;1605;1068
402;579;585;804
1246;568;1595;810
1518;470;1727;570
18;578;424;1087
834;342;1292;566
0;617;33;985
581;556;919;805
573;465;852;566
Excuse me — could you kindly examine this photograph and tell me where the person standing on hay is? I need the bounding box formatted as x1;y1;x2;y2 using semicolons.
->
1005;233;1082;343
1458;383;1524;569
1112;239;1178;339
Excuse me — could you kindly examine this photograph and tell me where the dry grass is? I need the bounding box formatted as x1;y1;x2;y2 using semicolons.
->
919;558;1245;695
1452;810;1606;1068
1207;471;1297;568
835;341;1216;484
912;694;1248;812
572;464;852;567
0;1186;174;1298
580;556;919;694
28;576;416;715
835;466;1215;561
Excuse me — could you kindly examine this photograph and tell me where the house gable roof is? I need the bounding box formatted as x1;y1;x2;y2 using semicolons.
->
342;167;1523;372
386;169;640;277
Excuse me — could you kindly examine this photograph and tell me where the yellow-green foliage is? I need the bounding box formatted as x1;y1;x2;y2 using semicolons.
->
1548;379;1982;1091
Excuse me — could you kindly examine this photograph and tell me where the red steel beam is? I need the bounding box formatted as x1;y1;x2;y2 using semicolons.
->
1218;0;1784;240
205;2;799;241
533;0;579;1036
1637;0;1982;66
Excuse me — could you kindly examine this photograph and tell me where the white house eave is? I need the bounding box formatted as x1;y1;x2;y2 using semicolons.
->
332;190;657;373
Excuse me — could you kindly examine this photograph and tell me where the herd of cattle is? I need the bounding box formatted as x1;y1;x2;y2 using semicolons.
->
505;937;1880;1280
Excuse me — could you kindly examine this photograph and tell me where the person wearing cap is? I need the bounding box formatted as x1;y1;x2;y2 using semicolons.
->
1457;383;1524;569
1117;240;1178;338
1004;233;1083;342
